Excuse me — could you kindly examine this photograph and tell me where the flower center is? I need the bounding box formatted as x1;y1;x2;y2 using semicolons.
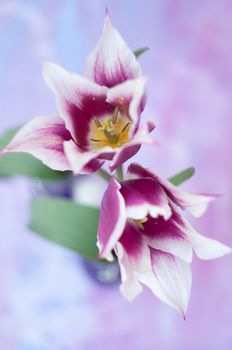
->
89;107;131;149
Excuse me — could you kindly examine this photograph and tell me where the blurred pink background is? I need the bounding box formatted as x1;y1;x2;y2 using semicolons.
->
0;0;232;349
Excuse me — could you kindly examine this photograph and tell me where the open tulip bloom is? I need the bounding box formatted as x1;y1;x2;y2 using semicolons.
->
0;10;231;317
97;163;231;316
0;11;154;174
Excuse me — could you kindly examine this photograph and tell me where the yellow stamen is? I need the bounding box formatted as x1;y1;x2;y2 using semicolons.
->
95;119;102;128
133;217;148;230
89;107;131;150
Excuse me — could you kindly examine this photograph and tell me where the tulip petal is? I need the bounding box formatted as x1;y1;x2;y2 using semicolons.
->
169;210;231;260
85;11;141;87
139;249;192;317
64;140;104;174
109;121;155;172
116;222;155;301
97;178;127;260
120;178;171;220
186;229;231;260
43;61;113;146
109;144;141;172
0;115;71;171
116;242;143;301
144;216;193;263
127;163;215;217
106;77;147;132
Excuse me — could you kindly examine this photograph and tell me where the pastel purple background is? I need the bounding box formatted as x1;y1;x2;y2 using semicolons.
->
0;1;232;349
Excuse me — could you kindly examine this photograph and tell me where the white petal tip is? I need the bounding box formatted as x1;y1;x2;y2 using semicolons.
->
174;302;188;319
175;303;187;319
214;245;232;258
186;195;216;217
119;283;142;302
190;230;232;260
42;60;60;81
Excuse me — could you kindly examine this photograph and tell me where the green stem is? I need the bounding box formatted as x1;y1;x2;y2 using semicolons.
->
116;165;123;182
168;167;195;186
96;168;111;182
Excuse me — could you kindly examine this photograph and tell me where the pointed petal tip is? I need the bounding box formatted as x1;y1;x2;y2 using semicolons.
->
188;194;218;217
188;228;232;260
42;59;61;79
119;281;143;302
147;120;156;133
172;305;187;319
42;59;54;83
0;146;15;157
97;251;114;262
174;297;189;319
0;148;7;156
181;312;186;320
215;244;232;258
42;59;59;80
104;7;111;27
176;303;187;319
119;287;136;302
105;6;110;17
96;241;115;262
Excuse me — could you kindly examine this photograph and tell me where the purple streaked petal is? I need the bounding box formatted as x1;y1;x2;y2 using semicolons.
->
106;77;147;133
43;60;113;146
115;242;143;301
84;11;142;87
119;221;151;273
109;144;141;172
119;221;144;258
119;178;171;220
98;152;115;161
64;140;104;174
0;115;71;171
109;121;155;172
83;158;105;174
143;215;193;263
127;163;215;217
139;249;192;317
97;177;127;261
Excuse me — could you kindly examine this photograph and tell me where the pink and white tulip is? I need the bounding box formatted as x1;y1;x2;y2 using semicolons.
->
0;12;154;174
97;163;231;316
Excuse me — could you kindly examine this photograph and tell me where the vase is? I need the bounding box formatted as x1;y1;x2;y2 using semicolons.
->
32;175;74;198
82;258;120;285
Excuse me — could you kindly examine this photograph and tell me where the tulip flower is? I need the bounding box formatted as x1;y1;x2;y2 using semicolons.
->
0;12;154;174
97;163;231;316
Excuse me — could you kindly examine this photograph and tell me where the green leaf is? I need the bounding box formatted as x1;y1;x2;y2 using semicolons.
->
0;126;69;180
134;47;149;58
29;197;99;259
168;167;195;186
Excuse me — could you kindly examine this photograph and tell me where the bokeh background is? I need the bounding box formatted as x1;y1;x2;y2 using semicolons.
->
0;0;232;349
